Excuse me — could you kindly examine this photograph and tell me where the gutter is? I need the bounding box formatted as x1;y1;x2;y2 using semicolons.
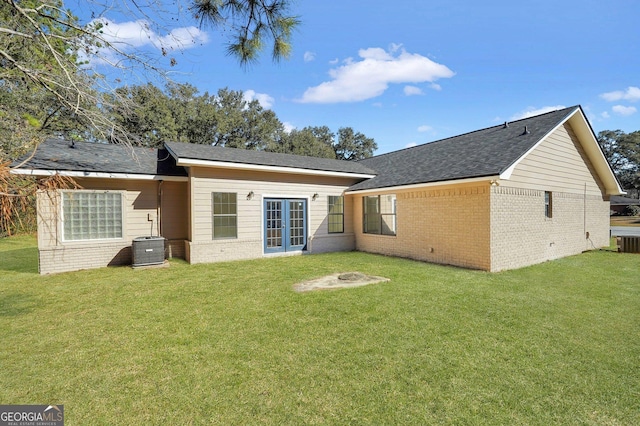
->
345;175;500;195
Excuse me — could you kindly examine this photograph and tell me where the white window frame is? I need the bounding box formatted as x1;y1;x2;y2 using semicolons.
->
60;190;125;242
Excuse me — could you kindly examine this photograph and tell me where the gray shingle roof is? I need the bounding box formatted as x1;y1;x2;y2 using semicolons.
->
349;106;580;192
164;142;376;176
11;138;187;177
12;106;586;190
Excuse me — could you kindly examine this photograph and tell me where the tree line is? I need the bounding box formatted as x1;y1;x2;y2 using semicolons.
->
597;130;640;198
107;83;377;160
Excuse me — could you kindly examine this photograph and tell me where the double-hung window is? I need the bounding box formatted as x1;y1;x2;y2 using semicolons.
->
62;191;123;241
328;196;344;233
363;194;396;235
212;192;237;239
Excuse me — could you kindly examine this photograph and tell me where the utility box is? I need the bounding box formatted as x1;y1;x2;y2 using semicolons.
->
132;236;165;267
618;236;640;253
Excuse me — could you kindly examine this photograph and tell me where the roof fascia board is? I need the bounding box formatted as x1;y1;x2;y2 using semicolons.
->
345;175;499;195
10;169;188;182
567;110;625;195
175;157;376;179
164;143;180;162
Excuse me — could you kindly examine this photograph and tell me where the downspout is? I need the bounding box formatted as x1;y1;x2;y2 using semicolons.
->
584;182;588;247
158;180;163;237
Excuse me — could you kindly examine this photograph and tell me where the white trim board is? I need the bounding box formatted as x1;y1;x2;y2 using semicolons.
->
345;175;499;195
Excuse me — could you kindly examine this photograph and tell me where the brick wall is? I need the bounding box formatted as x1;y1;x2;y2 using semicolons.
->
354;184;492;270
308;233;356;253
165;239;187;260
38;242;132;274
38;238;188;274
490;186;610;271
186;239;264;264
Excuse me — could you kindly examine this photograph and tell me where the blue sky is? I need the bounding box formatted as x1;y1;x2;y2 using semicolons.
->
82;0;640;154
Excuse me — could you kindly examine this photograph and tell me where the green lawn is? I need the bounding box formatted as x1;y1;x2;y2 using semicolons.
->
1;236;639;425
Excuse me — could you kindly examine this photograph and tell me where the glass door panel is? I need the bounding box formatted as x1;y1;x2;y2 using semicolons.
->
265;200;283;251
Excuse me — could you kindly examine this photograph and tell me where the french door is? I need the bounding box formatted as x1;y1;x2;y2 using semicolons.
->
264;198;307;253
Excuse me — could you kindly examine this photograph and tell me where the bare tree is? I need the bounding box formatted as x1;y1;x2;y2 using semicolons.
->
1;0;298;152
0;0;299;235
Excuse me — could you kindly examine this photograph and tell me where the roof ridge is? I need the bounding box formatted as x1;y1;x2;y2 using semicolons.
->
360;105;579;162
165;141;338;161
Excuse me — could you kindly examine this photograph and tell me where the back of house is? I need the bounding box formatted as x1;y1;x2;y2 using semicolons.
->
11;105;622;274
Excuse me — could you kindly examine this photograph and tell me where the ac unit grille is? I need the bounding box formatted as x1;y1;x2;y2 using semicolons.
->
619;236;640;253
132;236;165;266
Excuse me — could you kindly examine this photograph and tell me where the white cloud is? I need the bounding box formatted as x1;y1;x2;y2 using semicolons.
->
329;58;339;65
601;111;610;119
282;122;296;133
612;105;637;116
429;83;442;91
600;86;640;102
297;46;455;103
510;105;566;121
83;18;208;65
405;142;417;148
417;125;433;132
404;85;424;96
243;90;275;109
93;18;207;50
304;51;316;62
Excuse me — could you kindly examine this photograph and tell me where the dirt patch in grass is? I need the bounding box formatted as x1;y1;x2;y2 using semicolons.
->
294;272;390;292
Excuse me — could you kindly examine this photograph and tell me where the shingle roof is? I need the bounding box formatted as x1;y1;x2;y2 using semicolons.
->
349;106;580;192
12;106;591;190
11;138;187;177
164;142;377;176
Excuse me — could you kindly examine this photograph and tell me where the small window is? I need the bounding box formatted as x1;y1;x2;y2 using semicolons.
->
363;194;396;235
545;191;553;218
212;192;237;239
62;191;123;241
328;196;344;233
